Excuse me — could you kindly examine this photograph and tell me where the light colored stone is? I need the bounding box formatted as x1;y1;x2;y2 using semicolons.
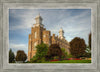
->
28;14;70;61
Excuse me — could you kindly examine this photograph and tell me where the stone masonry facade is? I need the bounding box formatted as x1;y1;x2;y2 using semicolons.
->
28;14;70;61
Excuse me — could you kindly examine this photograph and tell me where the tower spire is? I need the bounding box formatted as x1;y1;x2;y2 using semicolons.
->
59;27;65;39
33;13;44;27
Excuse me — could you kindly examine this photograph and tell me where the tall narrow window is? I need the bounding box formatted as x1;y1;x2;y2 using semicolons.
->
34;42;37;50
34;32;37;38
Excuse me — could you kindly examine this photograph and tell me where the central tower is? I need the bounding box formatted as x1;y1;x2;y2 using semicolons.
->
35;14;42;24
34;14;44;27
28;14;70;61
28;14;46;61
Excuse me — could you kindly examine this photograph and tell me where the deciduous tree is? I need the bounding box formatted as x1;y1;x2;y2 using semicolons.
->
16;50;27;62
35;43;48;59
30;43;48;63
46;44;63;60
70;37;86;58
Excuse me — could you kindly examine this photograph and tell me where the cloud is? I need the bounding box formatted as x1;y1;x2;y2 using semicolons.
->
9;9;40;30
46;10;91;44
9;43;28;55
9;43;27;49
9;9;91;55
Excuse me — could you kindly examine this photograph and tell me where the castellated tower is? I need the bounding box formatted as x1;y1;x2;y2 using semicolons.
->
28;14;70;61
28;14;51;61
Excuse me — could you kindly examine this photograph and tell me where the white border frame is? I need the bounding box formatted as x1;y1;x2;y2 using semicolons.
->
3;3;97;69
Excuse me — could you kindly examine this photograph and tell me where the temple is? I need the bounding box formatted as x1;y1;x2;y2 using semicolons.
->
28;14;70;61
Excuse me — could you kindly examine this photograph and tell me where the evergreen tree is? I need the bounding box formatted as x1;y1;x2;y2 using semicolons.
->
89;33;91;49
9;49;15;63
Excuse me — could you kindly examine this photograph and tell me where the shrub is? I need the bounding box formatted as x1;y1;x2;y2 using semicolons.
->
67;54;73;58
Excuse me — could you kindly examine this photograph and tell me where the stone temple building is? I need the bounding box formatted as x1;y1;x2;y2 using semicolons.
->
28;14;70;61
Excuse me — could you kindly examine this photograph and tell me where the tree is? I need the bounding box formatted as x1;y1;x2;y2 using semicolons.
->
83;33;91;58
89;33;91;49
61;48;67;59
85;45;91;53
70;37;86;58
35;43;48;59
46;44;63;60
30;43;48;63
81;45;91;58
9;49;15;63
16;50;27;62
61;48;73;59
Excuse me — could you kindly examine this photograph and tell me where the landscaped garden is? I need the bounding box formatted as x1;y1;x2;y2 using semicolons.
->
44;60;91;63
9;36;91;63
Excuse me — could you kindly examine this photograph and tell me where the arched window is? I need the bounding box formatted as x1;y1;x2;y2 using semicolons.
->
34;42;37;50
34;32;37;38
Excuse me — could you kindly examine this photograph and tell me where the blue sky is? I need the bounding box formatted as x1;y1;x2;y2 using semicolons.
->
9;9;91;56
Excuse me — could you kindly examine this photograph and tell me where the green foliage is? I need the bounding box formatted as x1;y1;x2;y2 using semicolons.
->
54;56;59;59
61;48;67;55
37;57;46;63
30;56;46;63
61;48;73;59
44;60;91;63
30;56;38;63
35;43;48;59
83;46;91;58
89;33;91;49
46;44;63;60
30;43;48;63
84;33;91;58
70;37;86;58
67;54;73;58
85;45;91;53
83;52;91;58
9;49;15;63
83;33;91;58
16;50;27;62
61;48;67;59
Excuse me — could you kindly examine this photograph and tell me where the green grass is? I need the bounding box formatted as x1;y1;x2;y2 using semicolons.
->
43;60;91;63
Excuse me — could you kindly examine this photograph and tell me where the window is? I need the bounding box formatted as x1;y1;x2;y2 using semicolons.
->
34;42;37;50
43;35;46;37
34;32;37;38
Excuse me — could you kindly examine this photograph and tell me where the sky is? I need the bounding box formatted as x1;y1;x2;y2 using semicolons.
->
9;9;91;56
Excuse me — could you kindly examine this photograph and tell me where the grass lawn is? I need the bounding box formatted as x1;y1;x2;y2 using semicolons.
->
43;60;91;63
